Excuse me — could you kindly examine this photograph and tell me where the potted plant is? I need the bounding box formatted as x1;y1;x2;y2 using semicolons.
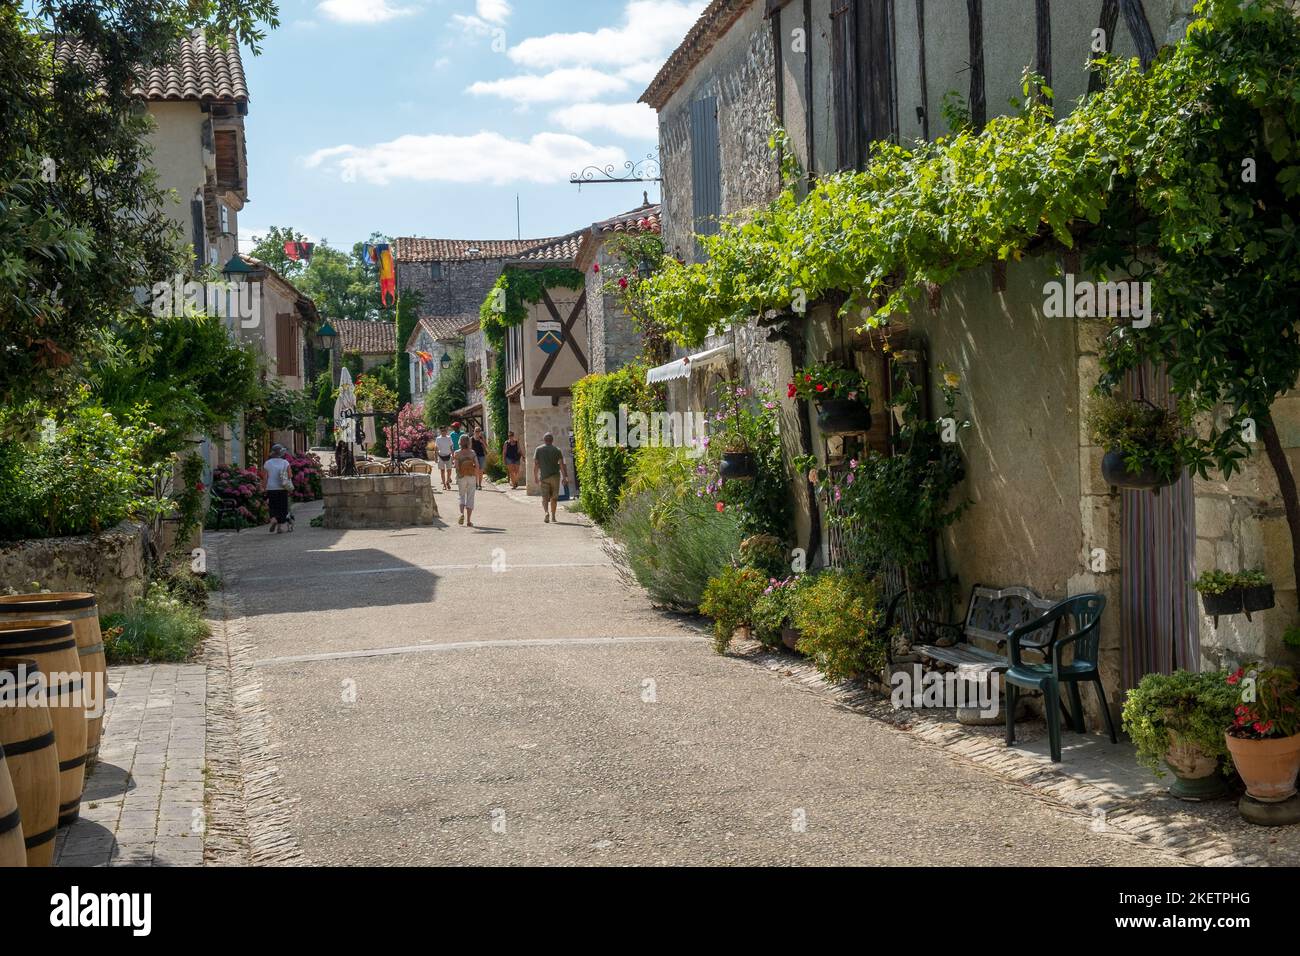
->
1225;664;1300;803
699;564;768;654
1086;395;1183;494
719;434;756;480
1121;670;1236;801
751;574;812;652
1194;569;1245;618
788;363;872;434
1238;569;1275;617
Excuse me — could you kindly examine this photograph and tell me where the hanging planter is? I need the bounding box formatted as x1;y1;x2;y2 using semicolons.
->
1195;570;1273;625
1087;396;1183;495
720;451;756;480
816;398;873;434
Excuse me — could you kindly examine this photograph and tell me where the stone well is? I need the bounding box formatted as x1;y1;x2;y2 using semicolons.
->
321;475;439;529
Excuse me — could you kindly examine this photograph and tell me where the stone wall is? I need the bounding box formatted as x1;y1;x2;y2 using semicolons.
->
321;475;439;529
395;258;508;319
0;522;147;615
586;242;644;376
521;400;577;497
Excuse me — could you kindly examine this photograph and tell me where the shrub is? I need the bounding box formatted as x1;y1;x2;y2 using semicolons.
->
284;452;323;501
421;353;467;430
752;573;814;648
738;533;788;578
606;489;743;612
791;570;886;682
702;381;790;539
485;451;506;481
1227;664;1300;740
571;363;662;525
1121;669;1237;776
700;565;768;653
0;396;155;541
385;403;434;459
205;464;269;528
101;583;209;663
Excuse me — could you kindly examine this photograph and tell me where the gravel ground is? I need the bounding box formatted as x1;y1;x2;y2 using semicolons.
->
211;483;1185;866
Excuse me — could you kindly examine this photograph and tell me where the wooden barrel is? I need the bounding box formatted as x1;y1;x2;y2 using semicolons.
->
0;593;106;761
0;744;25;867
0;658;59;865
0;622;87;826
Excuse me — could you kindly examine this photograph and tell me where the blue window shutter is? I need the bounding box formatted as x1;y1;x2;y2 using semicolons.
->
689;95;721;259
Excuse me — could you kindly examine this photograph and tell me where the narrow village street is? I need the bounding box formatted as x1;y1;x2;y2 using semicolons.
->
200;486;1183;867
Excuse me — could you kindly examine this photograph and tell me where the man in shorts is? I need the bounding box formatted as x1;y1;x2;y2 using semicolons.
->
433;425;454;490
454;435;479;527
532;432;568;524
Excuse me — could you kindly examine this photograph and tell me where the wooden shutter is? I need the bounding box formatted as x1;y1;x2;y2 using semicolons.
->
190;197;206;267
831;0;859;171
275;314;299;376
859;0;898;146
689;95;721;257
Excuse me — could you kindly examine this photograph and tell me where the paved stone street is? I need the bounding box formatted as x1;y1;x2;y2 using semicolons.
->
201;482;1192;867
56;664;206;867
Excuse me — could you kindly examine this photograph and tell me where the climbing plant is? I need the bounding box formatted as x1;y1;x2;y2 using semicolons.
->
640;0;1300;591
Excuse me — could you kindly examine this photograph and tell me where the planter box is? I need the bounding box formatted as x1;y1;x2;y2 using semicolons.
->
720;452;755;480
1200;589;1244;617
816;399;872;434
1100;448;1175;494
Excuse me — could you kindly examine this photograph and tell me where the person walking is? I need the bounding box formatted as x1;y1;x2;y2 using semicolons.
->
261;444;294;534
471;427;487;490
433;425;454;490
502;431;522;489
532;432;568;524
449;421;463;457
454;435;479;527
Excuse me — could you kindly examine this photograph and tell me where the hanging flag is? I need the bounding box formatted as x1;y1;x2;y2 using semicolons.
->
360;243;376;265
283;241;314;262
378;247;396;306
415;350;434;371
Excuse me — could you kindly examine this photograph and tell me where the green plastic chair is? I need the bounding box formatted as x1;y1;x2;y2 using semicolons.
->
1003;593;1117;762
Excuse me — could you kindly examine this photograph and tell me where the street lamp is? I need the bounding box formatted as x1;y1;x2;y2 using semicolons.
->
440;351;452;371
316;320;339;388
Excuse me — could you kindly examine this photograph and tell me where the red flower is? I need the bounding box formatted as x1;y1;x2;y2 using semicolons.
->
814;383;826;392
195;482;205;492
592;263;600;273
618;277;628;289
715;502;725;512
786;382;797;398
804;374;812;382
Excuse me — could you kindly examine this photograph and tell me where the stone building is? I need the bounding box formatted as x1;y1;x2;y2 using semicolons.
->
641;0;1283;725
575;200;663;377
405;315;467;406
332;319;395;375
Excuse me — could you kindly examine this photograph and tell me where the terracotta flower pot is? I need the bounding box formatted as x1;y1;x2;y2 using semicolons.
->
1100;448;1175;493
781;625;801;653
1164;732;1228;801
1225;731;1300;802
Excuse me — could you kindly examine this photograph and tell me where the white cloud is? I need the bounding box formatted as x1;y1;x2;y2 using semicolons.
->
468;67;628;104
306;131;627;185
476;0;511;24
508;0;706;69
618;60;666;84
452;14;499;35
550;102;658;139
318;0;415;24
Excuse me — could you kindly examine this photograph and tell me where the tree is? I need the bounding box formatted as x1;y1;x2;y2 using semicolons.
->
422;354;468;430
0;1;279;425
247;227;396;325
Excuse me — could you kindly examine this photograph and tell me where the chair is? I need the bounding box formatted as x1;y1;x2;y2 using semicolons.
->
210;492;244;532
404;459;433;475
1003;593;1117;762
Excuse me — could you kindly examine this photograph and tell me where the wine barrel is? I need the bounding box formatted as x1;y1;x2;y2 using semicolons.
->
0;593;106;760
0;658;59;865
0;744;25;867
0;622;87;826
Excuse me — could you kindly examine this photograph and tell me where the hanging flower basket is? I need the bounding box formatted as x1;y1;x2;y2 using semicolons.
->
816;398;873;434
1243;584;1276;615
1100;449;1176;493
720;451;756;480
1200;588;1244;618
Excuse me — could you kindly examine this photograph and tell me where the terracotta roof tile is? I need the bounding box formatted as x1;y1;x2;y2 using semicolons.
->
55;30;248;103
334;319;395;355
414;315;470;345
595;202;662;236
509;229;586;266
393;237;550;263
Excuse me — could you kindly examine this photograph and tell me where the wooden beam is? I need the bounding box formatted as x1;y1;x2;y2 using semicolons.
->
915;0;929;140
1120;0;1158;69
1035;0;1052;100
772;5;785;186
804;0;815;186
1088;0;1120;95
966;0;986;129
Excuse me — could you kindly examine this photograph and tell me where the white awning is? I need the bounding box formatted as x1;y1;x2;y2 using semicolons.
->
645;343;733;384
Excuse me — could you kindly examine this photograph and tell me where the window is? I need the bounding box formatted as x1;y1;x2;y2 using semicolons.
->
831;0;898;171
429;262;443;281
190;196;206;267
831;0;860;171
689;95;721;258
219;203;230;235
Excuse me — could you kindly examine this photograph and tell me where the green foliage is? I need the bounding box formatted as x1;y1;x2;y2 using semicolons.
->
1085;396;1183;483
751;573;813;648
737;533;788;579
355;373;397;415
619;445;699;505
1193;568;1269;595
571;363;663;524
486;356;508;448
421;352;468;429
599;230;671;362
0;393;155;541
101;582;209;664
1284;625;1300;651
313;370;335;421
791;570;886;682
700;565;768;653
703;381;790;539
246;378;316;443
171;453;206;548
479;267;585;348
248;227;395;325
395;290;421;408
1121;669;1238;776
1227;664;1300;740
801;370;968;576
88;315;262;460
787;363;870;402
606;482;744;613
0;1;278;419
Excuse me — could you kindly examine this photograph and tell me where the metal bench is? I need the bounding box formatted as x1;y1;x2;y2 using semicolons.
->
912;583;1057;676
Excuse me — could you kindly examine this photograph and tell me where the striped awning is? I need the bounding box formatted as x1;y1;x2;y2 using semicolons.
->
645;343;732;384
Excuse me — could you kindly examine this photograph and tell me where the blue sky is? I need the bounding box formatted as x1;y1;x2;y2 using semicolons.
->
238;0;704;253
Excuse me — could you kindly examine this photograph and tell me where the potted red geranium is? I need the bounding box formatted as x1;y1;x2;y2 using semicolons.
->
788;363;872;434
1224;664;1300;803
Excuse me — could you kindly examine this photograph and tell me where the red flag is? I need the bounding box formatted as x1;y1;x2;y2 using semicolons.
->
284;241;315;262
